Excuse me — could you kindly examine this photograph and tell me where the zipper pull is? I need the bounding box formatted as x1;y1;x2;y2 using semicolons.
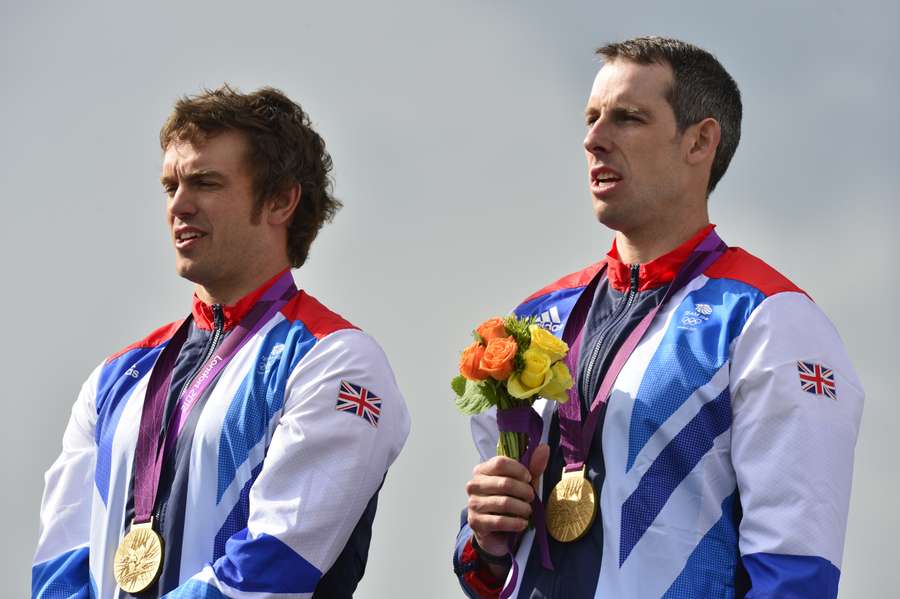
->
630;264;640;293
212;304;225;332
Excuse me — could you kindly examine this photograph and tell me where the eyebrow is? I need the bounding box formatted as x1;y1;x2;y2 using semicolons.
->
614;106;649;118
159;169;224;186
584;105;650;120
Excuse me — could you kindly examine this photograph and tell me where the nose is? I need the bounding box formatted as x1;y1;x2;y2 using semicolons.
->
583;118;612;157
167;184;197;221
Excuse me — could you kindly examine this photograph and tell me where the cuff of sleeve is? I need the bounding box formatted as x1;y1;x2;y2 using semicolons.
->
458;537;504;599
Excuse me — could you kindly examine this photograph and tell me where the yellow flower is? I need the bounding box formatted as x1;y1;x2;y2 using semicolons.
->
541;362;573;403
508;348;553;399
528;325;569;362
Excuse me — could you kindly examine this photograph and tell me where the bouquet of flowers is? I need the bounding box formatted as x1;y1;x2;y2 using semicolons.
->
451;316;574;459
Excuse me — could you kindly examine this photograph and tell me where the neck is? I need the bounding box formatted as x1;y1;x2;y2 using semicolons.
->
614;212;709;265
195;264;289;306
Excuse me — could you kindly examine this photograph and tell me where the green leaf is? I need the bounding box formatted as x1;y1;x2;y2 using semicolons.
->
481;379;500;405
450;375;467;397
455;380;495;415
513;352;525;374
503;314;536;351
502;314;536;374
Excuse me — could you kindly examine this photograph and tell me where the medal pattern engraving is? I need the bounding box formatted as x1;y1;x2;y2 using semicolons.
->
114;524;164;593
546;470;597;543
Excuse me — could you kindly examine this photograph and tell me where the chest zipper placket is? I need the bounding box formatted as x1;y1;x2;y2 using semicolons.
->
187;305;226;389
153;303;225;527
579;264;641;406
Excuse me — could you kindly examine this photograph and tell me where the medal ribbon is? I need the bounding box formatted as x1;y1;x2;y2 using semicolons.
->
132;271;297;525
559;229;727;472
496;406;554;586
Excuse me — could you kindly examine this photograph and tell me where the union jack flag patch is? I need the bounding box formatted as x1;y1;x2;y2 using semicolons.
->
797;361;837;400
336;380;382;427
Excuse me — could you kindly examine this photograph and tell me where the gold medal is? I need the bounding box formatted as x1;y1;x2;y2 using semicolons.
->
545;467;597;543
114;519;164;593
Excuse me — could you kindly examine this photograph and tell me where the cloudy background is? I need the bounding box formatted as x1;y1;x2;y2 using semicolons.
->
2;1;897;596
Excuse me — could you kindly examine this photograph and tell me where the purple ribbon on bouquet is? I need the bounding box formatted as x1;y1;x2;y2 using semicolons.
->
496;406;554;598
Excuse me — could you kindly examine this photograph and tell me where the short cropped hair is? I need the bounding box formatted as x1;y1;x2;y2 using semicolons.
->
596;37;742;195
160;85;341;267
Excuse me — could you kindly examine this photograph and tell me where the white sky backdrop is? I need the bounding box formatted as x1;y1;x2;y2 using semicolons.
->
2;1;897;597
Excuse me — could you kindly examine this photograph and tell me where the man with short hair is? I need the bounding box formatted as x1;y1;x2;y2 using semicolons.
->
454;37;863;598
33;86;410;598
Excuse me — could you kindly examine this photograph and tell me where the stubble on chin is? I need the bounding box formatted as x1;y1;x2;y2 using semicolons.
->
174;256;202;285
592;199;623;232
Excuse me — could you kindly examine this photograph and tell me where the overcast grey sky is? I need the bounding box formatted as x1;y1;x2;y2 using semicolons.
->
2;1;898;597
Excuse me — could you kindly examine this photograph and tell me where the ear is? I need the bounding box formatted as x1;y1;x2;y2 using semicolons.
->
685;117;721;166
265;183;301;226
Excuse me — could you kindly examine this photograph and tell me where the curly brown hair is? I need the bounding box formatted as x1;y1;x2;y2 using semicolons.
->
160;84;341;267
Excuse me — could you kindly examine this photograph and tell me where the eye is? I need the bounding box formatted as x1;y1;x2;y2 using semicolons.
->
163;184;177;197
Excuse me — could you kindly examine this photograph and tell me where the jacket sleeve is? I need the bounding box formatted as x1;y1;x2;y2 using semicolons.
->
163;329;410;598
454;513;508;599
32;364;102;599
729;291;864;598
452;408;508;599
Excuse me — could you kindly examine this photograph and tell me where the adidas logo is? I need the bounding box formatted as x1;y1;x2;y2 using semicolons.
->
536;306;562;333
124;366;140;379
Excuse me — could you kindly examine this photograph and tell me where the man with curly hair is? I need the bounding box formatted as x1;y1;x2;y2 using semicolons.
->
32;86;410;598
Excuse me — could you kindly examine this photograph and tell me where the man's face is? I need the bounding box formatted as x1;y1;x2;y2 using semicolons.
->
161;131;270;295
583;60;689;235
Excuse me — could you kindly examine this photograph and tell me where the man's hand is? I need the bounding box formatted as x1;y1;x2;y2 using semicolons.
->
465;443;550;573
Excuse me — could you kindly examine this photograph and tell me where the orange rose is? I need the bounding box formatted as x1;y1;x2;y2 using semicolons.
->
476;317;510;343
459;342;489;381
479;336;518;381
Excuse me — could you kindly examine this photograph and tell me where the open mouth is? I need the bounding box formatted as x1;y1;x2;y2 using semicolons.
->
591;176;622;196
594;174;622;185
590;166;622;195
175;230;207;248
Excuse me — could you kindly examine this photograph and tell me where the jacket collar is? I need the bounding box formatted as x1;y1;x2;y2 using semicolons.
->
606;224;715;292
191;268;291;331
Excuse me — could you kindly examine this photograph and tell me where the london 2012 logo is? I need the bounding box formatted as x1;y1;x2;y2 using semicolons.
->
679;303;713;330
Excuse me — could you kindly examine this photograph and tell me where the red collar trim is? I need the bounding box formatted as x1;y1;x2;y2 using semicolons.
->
191;269;292;331
606;224;715;292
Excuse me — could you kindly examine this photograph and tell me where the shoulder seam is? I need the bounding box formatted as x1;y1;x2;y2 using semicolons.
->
280;290;359;339
105;320;183;364
703;248;808;300
704;273;807;299
521;260;604;304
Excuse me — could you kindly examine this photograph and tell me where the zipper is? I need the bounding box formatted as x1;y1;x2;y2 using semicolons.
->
181;304;226;393
579;264;640;406
152;304;225;527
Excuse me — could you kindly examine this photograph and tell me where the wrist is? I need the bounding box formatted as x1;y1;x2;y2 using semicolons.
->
472;534;512;566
